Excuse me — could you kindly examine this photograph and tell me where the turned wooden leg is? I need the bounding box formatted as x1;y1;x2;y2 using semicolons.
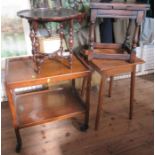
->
15;128;22;153
69;19;74;69
80;75;91;131
95;75;106;130
108;76;113;97
129;66;136;119
81;77;87;98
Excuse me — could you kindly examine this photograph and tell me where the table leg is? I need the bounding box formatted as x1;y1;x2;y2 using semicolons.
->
108;76;113;97
69;19;74;69
129;66;136;119
5;84;22;152
15;128;22;153
95;75;106;130
81;77;87;98
29;20;41;73
80;75;91;131
72;79;76;93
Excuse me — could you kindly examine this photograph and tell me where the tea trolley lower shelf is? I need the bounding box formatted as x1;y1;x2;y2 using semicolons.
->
5;55;91;153
16;87;86;128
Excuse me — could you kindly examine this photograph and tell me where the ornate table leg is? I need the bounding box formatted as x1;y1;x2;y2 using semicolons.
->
60;23;64;56
123;19;133;51
130;22;140;63
89;20;95;60
69;19;74;69
130;11;144;63
29;20;42;73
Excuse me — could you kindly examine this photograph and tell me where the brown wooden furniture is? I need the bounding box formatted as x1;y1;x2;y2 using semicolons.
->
17;8;83;73
82;49;144;130
81;2;149;130
84;2;150;62
5;55;91;152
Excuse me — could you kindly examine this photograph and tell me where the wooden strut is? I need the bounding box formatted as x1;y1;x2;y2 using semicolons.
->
93;53;130;60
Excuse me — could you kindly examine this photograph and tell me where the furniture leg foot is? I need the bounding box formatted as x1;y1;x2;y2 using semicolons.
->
16;143;22;153
15;128;22;153
80;123;89;132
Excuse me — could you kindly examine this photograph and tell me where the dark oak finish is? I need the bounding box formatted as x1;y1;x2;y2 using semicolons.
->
5;55;91;152
86;2;150;62
17;8;83;73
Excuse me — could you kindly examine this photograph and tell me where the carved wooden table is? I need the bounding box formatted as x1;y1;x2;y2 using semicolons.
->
17;8;83;73
86;2;150;62
5;55;91;152
81;2;149;130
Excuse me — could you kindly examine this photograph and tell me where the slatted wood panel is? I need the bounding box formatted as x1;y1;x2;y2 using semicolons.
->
2;75;153;155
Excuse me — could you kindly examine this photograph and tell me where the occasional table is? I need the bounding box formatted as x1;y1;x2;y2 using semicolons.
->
85;2;150;62
81;2;149;130
5;54;91;152
17;8;83;73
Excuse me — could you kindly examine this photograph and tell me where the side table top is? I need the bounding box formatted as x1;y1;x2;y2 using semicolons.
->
17;8;82;22
5;55;90;88
90;2;150;11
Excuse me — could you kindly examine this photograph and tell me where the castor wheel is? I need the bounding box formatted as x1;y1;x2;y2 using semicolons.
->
80;124;89;132
15;143;21;153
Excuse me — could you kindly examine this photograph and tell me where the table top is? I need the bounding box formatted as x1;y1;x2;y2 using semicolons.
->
90;2;150;10
17;8;82;22
5;55;90;88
